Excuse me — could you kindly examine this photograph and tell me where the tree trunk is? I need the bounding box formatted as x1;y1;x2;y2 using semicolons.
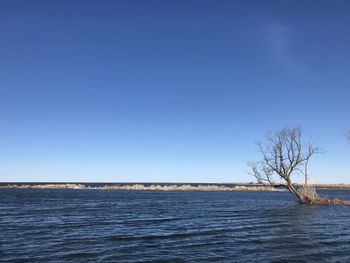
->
286;183;309;204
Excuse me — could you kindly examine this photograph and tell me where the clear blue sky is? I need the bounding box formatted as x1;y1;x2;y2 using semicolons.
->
0;0;349;183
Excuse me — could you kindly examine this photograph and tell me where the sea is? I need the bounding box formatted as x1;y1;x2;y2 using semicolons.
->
0;187;349;262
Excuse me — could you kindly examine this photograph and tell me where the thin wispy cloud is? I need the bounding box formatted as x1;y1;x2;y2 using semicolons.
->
261;21;294;64
260;20;307;73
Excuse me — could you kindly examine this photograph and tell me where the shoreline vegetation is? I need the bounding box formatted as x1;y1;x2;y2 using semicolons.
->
1;183;350;191
0;183;276;191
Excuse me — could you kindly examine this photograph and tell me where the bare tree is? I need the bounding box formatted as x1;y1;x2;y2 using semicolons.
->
248;126;325;204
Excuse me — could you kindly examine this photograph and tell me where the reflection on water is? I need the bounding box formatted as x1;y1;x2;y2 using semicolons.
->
0;189;349;262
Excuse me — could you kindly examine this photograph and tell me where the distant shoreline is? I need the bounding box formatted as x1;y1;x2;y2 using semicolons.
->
0;183;276;191
1;183;350;191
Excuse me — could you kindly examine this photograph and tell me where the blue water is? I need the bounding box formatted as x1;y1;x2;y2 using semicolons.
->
0;189;349;262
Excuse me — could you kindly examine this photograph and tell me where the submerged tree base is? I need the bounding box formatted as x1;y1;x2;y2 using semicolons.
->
298;186;350;205
299;197;350;205
282;185;350;205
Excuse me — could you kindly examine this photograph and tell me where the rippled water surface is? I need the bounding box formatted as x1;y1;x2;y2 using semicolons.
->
1;189;350;262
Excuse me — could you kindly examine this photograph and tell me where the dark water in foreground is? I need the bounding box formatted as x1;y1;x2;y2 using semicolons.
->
0;189;349;262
